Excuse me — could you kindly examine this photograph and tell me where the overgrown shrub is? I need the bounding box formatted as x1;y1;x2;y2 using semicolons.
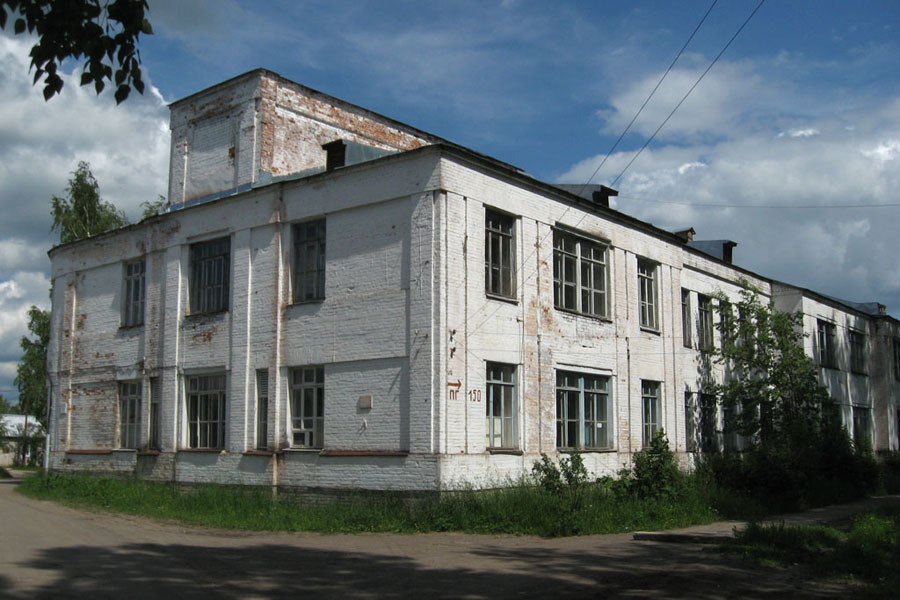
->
613;431;683;501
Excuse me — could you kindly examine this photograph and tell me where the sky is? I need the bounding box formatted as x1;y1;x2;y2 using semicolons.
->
0;0;898;403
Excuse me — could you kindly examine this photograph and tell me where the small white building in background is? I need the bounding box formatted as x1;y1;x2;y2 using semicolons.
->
1;414;45;467
44;70;900;492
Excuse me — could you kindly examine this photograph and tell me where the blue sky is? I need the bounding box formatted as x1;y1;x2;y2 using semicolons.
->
1;0;898;403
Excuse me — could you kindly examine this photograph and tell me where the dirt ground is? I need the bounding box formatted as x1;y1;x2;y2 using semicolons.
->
0;475;873;599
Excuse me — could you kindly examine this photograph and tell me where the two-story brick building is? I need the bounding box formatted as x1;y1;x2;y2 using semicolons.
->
45;69;900;492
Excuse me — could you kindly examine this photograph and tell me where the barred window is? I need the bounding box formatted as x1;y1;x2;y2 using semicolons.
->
256;369;269;451
553;231;608;318
681;289;692;347
698;295;714;351
637;259;658;330
292;219;326;302
291;366;324;448
486;362;517;448
485;210;516;299
641;380;661;447
122;259;145;326
817;320;837;369
190;238;230;314
187;374;226;449
118;381;141;449
556;371;611;450
849;331;867;374
149;377;160;450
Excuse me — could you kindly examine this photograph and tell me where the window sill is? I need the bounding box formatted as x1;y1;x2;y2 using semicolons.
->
485;293;518;305
178;448;226;453
243;450;274;456
555;307;611;322
850;371;868;377
487;448;523;455
65;449;113;455
184;310;229;320
319;450;409;457
288;298;325;307
136;450;161;456
640;326;661;335
283;447;322;453
118;324;144;331
558;448;616;453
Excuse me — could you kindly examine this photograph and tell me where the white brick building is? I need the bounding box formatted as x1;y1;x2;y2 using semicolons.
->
45;70;900;492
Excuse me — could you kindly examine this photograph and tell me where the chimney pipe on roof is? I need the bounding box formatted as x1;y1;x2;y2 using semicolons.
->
592;185;618;208
675;228;696;242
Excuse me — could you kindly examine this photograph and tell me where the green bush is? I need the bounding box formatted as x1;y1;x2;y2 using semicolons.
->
618;430;682;500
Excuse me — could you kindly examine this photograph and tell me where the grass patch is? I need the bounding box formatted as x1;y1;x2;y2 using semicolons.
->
720;506;900;598
17;471;719;537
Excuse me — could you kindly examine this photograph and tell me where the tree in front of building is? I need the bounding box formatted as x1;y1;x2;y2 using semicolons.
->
703;284;878;511
15;306;49;427
0;393;19;414
712;285;832;450
0;0;152;103
51;161;128;243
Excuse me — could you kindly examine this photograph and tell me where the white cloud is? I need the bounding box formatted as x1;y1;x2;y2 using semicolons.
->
0;34;170;402
561;88;900;315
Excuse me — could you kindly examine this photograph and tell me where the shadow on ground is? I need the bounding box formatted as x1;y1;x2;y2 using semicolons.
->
12;538;848;599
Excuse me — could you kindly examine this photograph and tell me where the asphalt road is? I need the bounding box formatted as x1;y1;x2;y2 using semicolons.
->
0;476;858;599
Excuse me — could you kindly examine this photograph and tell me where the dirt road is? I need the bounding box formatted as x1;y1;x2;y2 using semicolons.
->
0;477;854;599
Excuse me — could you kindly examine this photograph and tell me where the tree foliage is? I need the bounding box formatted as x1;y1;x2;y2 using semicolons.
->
140;194;166;219
712;284;832;451
0;393;19;414
14;306;50;426
51;161;128;243
0;0;152;103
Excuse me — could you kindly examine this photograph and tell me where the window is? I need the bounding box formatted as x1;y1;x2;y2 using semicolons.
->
849;331;867;374
485;209;515;299
256;369;269;451
641;380;661;447
553;231;608;318
637;259;658;330
895;338;900;381
699;393;718;452
698;295;714;351
852;405;871;448
681;289;692;347
118;381;141;449
556;371;611;450
187;374;226;449
290;366;324;448
190;237;230;314
722;402;745;452
292;219;326;302
122;259;145;326
685;391;717;452
486;362;517;448
817;320;837;369
149;377;160;450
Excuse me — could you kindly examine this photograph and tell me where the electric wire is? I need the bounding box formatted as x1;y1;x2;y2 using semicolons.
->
578;0;719;197
612;0;767;187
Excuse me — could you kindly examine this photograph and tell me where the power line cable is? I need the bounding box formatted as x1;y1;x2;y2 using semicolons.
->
612;0;767;187
579;0;719;197
617;194;900;209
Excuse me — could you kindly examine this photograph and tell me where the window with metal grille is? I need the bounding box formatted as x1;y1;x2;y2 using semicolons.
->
290;366;324;448
641;380;661;447
485;209;516;299
698;294;714;351
189;237;229;314
122;259;145;326
187;374;226;449
292;219;326;302
681;289;692;347
556;371;611;450
119;381;141;449
817;320;837;369
852;405;871;448
256;369;269;451
486;362;517;448
149;377;160;450
553;231;608;318
637;259;658;330
849;330;867;374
